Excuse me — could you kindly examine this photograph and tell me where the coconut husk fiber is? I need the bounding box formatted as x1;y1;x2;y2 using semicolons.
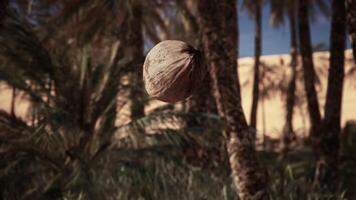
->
143;40;206;103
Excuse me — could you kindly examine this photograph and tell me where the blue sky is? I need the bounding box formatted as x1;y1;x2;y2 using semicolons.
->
239;2;349;57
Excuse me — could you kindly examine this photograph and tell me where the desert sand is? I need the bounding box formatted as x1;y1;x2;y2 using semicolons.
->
1;50;355;140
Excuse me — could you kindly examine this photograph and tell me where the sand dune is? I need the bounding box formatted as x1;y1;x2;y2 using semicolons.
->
238;49;356;139
1;50;355;140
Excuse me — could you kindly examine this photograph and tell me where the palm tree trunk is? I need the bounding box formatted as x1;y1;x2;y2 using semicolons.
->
282;3;298;148
10;87;16;117
186;39;217;115
250;2;262;131
128;2;145;120
317;0;346;192
298;0;322;142
197;1;269;199
186;75;216;114
261;86;267;149
346;0;356;62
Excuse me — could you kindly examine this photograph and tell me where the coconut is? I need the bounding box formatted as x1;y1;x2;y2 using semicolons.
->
143;40;206;103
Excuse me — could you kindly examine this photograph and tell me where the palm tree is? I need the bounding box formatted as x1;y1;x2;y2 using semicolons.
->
270;0;298;147
271;0;328;146
317;0;346;192
0;8;127;197
298;0;346;192
29;0;174;122
242;0;263;132
298;0;323;145
170;0;211;114
197;0;269;199
346;0;356;62
10;87;16;117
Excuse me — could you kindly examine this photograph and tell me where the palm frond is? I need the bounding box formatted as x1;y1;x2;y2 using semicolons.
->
269;0;286;28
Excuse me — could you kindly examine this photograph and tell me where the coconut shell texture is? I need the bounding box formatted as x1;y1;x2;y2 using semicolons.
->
143;40;206;103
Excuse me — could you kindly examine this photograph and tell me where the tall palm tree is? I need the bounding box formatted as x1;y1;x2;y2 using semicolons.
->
299;0;346;192
270;0;298;147
298;0;322;144
242;0;263;131
271;0;328;146
173;0;216;114
318;0;346;192
152;0;218;115
197;0;269;199
346;0;356;62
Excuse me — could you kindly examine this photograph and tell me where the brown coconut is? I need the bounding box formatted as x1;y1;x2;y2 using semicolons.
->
143;40;206;103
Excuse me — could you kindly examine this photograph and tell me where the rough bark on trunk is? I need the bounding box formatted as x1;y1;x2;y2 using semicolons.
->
186;40;217;115
250;2;262;131
298;0;322;141
282;4;298;148
184;39;224;176
316;0;346;193
186;75;216;114
197;1;269;199
128;2;145;120
346;0;356;62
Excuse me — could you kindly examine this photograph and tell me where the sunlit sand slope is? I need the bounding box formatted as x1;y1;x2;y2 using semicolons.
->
238;49;355;138
1;50;355;140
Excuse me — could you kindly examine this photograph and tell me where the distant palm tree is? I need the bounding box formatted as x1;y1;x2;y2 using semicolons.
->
270;0;298;147
317;0;346;192
242;0;263;132
197;0;269;199
298;0;346;192
270;0;329;147
298;0;323;142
